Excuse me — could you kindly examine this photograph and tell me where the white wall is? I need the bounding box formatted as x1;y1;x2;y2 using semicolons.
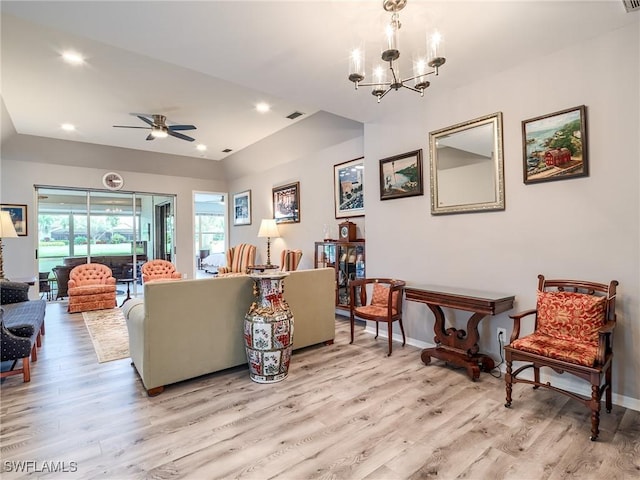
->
363;23;639;407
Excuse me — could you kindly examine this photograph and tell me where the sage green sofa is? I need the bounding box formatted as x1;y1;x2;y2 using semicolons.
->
123;268;335;395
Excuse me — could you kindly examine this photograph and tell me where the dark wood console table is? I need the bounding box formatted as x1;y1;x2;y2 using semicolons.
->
405;285;515;381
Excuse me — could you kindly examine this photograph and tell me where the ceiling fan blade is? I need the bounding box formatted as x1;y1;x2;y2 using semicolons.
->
113;125;151;129
137;115;155;127
168;124;197;131
168;130;195;142
145;134;155;141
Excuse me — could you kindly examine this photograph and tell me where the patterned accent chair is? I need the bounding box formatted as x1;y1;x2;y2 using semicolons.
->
280;249;303;272
349;278;406;356
217;243;256;276
67;263;117;313
504;274;619;441
141;259;182;283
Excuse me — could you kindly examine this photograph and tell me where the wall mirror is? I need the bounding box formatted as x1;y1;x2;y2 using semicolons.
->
429;112;505;215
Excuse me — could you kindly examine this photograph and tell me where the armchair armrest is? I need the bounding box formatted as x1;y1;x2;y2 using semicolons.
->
596;320;616;365
1;281;30;304
508;308;537;343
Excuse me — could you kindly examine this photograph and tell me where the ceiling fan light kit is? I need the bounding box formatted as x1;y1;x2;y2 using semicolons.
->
348;0;447;103
113;114;197;142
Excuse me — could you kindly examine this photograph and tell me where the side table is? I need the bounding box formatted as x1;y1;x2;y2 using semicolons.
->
405;284;515;381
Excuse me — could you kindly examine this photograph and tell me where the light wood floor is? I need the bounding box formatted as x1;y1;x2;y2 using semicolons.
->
1;302;639;480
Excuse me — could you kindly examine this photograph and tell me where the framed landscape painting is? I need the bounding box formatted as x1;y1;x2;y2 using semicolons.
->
379;149;424;200
334;157;364;218
272;182;300;224
522;105;588;184
0;204;27;236
232;190;251;226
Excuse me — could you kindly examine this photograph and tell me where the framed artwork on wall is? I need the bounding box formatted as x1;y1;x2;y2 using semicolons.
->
272;182;300;224
522;105;588;184
334;157;364;218
379;149;424;200
232;190;252;226
0;204;27;236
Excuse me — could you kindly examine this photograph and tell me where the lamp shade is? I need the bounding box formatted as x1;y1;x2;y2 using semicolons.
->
0;211;18;238
258;219;280;238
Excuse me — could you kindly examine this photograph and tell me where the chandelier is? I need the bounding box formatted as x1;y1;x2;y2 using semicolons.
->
348;0;446;103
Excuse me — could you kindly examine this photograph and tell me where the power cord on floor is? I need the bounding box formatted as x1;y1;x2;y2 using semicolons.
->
488;331;505;379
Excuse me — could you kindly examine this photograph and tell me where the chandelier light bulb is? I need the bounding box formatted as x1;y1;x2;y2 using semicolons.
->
348;48;365;84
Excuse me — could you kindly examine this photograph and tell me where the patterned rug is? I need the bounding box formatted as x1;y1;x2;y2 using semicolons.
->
82;308;130;363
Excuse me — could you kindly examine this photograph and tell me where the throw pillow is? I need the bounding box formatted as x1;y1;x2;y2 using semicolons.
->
371;283;399;309
536;290;606;345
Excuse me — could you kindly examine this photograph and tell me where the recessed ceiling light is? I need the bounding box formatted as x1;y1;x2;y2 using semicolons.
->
196;144;207;152
255;102;270;113
61;51;85;65
61;123;75;131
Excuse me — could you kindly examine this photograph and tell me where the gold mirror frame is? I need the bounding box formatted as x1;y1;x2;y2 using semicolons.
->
429;112;505;215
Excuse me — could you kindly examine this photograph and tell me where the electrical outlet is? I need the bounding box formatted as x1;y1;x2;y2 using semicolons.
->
497;327;507;344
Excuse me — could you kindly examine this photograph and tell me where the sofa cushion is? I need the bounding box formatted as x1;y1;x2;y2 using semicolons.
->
1;281;30;304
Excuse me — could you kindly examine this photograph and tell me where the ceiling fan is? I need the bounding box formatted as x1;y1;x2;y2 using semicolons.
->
113;114;196;142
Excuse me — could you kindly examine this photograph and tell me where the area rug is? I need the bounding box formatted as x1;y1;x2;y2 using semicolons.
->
82;308;130;363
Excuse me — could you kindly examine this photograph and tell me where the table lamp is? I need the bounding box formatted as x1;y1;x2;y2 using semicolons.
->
257;219;280;267
0;211;18;281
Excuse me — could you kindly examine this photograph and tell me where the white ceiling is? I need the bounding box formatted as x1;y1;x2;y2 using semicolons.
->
1;1;636;161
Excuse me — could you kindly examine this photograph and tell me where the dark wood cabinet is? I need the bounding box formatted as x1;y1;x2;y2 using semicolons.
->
314;240;365;309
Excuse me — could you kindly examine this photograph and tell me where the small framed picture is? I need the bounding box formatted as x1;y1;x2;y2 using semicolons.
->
334;157;364;218
232;190;251;226
0;204;28;236
379;149;424;200
522;105;588;184
272;182;300;224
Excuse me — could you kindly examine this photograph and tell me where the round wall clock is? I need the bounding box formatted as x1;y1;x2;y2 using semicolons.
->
102;172;124;190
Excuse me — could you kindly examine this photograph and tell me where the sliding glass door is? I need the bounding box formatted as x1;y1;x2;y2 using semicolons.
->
36;187;175;297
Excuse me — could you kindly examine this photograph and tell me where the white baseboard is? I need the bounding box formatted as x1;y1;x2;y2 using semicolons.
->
363;325;640;412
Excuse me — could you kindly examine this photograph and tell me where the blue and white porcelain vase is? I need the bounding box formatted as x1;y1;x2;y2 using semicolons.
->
244;272;294;383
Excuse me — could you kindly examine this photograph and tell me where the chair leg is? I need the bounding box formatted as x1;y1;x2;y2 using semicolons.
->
349;312;355;345
22;356;30;382
605;364;613;413
398;318;406;347
532;365;540;389
387;322;393;357
505;358;513;408
375;322;379;339
31;344;37;362
40;320;45;336
590;384;600;441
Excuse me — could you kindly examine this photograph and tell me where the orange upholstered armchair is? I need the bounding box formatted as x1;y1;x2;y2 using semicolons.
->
67;263;117;313
142;259;182;283
280;249;303;272
504;275;619;441
218;243;256;275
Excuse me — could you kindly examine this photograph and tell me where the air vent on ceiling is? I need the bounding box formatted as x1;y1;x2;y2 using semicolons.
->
623;0;640;12
222;148;233;153
286;111;304;120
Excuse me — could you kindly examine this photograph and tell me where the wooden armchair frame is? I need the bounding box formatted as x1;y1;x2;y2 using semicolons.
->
504;274;618;441
349;278;406;356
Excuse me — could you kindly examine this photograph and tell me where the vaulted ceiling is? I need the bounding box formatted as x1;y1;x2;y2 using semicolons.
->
1;1;636;161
